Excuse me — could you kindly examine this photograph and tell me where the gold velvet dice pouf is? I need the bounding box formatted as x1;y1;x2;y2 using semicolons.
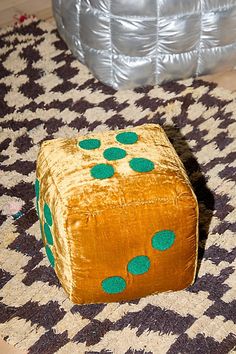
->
36;124;198;304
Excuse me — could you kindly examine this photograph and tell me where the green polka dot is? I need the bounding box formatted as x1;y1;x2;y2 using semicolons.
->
44;203;53;226
129;158;154;173
116;132;138;145
127;255;151;275
102;276;126;294
103;147;127;161
152;230;176;251
44;223;53;245
45;245;55;267
91;164;115;180
78;139;101;150
35;179;40;200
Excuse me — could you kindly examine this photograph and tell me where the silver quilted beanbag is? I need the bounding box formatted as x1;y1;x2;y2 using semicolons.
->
53;0;236;90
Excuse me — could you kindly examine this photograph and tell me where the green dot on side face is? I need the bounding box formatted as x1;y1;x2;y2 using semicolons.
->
116;132;138;145
44;203;53;226
102;276;126;294
91;164;115;180
127;255;151;275
44;223;53;245
103;147;127;161
129;158;154;173
152;230;176;251
78;139;101;150
35;179;40;200
45;245;55;267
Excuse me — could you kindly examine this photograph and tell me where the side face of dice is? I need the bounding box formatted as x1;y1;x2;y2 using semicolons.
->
36;146;73;296
36;124;198;304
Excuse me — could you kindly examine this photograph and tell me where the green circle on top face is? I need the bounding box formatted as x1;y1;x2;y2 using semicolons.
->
78;138;101;150
152;230;176;251
127;255;151;275
44;203;53;226
35;179;40;200
102;276;126;294
44;223;53;245
91;163;115;180
103;147;127;161
116;132;138;145
45;245;55;267
129;158;154;173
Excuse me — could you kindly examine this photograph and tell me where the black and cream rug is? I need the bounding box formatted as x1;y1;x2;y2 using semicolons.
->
0;18;236;354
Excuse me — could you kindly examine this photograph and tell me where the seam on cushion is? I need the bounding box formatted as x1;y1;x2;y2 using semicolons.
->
79;4;236;21
80;4;157;20
68;196;187;215
43;151;74;299
159;49;199;56
199;41;236;51
65;168;187;188
196;0;203;77
79;4;236;20
156;41;236;53
71;0;84;64
76;0;82;55
204;3;236;13
159;4;236;19
67;177;192;215
109;0;114;87
78;41;236;58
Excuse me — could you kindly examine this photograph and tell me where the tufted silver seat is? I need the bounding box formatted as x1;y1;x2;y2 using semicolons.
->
52;0;236;90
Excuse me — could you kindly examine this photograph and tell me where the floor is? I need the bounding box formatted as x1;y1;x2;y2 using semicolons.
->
0;0;52;27
0;1;236;353
202;70;236;93
0;339;26;354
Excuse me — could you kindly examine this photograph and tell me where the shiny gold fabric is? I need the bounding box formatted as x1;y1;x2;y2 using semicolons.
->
36;124;198;304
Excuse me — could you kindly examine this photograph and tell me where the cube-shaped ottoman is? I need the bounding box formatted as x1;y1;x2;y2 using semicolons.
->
36;124;198;304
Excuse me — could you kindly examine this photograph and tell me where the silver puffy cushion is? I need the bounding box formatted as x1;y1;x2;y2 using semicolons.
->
53;0;236;89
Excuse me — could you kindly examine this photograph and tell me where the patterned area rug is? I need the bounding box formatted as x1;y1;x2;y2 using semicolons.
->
0;18;236;354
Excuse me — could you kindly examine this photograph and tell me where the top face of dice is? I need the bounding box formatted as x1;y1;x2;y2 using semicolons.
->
36;124;198;304
38;124;192;211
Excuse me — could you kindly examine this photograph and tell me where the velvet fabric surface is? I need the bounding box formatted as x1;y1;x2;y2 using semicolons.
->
36;124;198;304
